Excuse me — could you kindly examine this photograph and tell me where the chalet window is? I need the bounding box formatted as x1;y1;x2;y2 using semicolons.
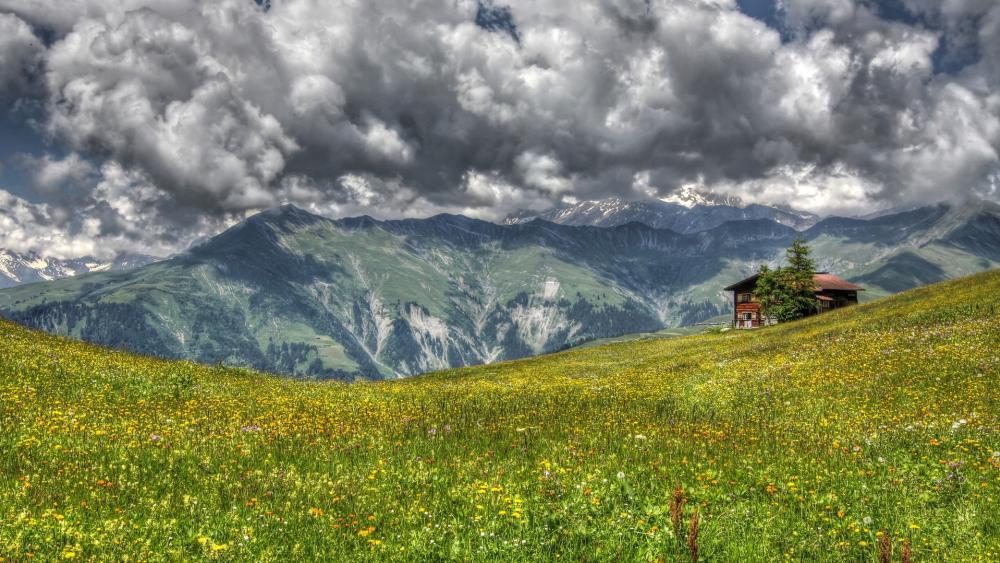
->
742;312;753;321
739;293;752;303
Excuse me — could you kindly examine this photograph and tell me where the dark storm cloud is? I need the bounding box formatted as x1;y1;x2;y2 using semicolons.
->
0;12;44;103
0;0;997;257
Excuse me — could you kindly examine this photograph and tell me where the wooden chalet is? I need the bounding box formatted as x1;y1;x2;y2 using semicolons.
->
724;272;864;329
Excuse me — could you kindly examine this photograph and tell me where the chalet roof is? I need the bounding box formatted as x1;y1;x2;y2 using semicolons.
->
723;273;762;291
812;273;864;291
724;272;864;292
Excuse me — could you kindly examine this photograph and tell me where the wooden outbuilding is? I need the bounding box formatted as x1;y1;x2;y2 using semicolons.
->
724;272;864;329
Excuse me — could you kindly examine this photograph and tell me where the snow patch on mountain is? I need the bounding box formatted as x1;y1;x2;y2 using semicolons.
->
0;253;20;283
658;186;744;208
0;249;160;289
505;194;819;233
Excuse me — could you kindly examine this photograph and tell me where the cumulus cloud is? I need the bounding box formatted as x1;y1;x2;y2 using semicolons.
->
0;190;85;258
0;0;997;257
0;12;43;103
0;0;197;34
43;7;299;212
0;162;241;259
18;152;95;195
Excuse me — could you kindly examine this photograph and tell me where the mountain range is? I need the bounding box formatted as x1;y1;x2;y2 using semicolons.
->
1;199;997;380
0;250;159;289
505;189;819;232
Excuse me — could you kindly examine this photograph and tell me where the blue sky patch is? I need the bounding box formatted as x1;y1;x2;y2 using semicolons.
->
736;0;792;42
868;0;980;74
738;0;980;74
476;1;520;44
0;109;51;201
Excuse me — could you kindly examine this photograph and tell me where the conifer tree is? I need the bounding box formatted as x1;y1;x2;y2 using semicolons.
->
783;237;819;317
754;238;819;322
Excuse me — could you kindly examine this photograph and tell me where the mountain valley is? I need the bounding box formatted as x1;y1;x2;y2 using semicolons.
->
1;200;997;379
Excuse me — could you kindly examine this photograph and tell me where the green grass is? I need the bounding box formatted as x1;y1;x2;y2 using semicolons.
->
1;271;998;561
575;320;729;349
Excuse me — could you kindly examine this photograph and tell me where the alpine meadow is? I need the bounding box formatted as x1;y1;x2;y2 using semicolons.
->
4;0;1000;561
2;271;997;561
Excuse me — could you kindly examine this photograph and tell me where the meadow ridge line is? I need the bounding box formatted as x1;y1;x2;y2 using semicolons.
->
0;269;998;560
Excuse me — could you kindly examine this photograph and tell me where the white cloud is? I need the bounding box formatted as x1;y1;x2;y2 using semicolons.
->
888;82;1000;202
0;0;199;34
358;117;415;164
460;170;555;219
0;161;242;260
515;151;571;194
0;0;997;258
21;153;95;193
44;8;299;212
711;162;885;217
0;189;107;259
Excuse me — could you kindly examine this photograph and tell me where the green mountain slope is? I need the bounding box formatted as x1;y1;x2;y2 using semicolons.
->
1;202;998;379
1;270;997;561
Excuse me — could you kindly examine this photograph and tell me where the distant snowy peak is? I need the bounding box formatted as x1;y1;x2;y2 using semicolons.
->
505;194;819;233
0;249;160;289
0;251;79;285
540;197;633;224
657;186;744;209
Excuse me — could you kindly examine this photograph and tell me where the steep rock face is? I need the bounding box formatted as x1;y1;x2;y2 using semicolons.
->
2;201;998;380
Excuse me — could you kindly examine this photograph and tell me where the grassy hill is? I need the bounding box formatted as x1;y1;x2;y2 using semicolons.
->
4;201;998;381
1;271;998;561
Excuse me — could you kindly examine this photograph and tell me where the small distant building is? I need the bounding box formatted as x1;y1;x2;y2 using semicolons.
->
724;272;864;329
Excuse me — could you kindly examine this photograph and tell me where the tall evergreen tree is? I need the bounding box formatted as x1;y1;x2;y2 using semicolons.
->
783;237;819;317
754;238;819;322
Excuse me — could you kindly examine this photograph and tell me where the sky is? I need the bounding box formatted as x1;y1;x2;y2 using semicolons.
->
0;0;998;259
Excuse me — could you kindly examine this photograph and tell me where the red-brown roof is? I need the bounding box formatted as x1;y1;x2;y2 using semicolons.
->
725;272;864;292
812;273;864;291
